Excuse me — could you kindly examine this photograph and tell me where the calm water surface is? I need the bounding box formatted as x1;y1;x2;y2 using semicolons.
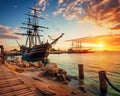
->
48;51;120;96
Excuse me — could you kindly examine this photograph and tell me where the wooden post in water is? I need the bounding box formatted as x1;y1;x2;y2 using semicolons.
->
78;64;87;93
99;71;108;96
78;64;84;80
0;45;5;64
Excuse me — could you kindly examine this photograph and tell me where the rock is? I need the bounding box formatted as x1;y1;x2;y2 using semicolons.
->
79;85;87;93
23;61;29;67
37;62;71;83
65;75;71;81
56;74;63;81
46;63;58;71
38;61;43;68
29;62;34;67
6;63;24;73
63;80;69;85
15;68;24;73
56;73;66;82
58;68;67;75
17;63;24;68
71;90;80;95
14;57;22;64
13;57;25;67
45;63;58;76
41;67;46;71
33;61;43;68
38;71;46;77
33;62;39;68
72;76;78;80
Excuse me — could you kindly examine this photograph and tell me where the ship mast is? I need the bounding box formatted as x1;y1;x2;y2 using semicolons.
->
27;3;49;46
19;2;49;48
32;3;41;45
19;13;33;48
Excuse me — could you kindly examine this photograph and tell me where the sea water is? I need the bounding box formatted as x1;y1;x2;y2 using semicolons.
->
7;51;120;96
48;51;120;96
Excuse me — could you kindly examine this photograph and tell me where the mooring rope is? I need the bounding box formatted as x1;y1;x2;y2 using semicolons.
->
105;74;120;93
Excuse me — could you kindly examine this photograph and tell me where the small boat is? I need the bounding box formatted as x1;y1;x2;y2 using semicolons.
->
16;3;64;62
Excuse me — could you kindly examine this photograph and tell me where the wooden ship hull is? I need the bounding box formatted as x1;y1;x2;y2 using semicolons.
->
21;44;51;62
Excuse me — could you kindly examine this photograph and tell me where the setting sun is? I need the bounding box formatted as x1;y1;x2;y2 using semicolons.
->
97;43;104;48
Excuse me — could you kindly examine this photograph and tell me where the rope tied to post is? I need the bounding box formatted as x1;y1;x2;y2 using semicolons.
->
104;74;120;93
99;71;120;94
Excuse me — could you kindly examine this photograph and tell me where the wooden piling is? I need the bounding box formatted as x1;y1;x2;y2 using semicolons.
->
78;64;84;80
0;45;5;64
78;64;87;92
99;71;108;96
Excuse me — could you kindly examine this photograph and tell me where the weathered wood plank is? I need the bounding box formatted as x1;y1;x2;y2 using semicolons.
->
0;73;15;76
0;79;22;85
17;91;37;96
0;73;14;76
0;84;28;94
0;76;15;80
0;88;36;96
0;65;39;96
0;80;23;88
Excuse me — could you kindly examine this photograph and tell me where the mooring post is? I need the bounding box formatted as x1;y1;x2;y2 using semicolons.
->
78;64;84;80
0;45;5;64
1;46;5;64
78;64;87;92
99;71;108;96
78;64;84;85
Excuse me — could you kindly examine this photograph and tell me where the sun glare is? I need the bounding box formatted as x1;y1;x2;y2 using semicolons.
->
97;43;104;47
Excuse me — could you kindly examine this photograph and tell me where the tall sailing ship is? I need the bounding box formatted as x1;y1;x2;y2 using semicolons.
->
16;3;64;62
67;41;93;53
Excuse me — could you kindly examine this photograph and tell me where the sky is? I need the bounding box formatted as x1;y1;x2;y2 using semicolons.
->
0;0;120;51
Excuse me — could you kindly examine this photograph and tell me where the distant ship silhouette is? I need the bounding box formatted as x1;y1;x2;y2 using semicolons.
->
67;41;93;53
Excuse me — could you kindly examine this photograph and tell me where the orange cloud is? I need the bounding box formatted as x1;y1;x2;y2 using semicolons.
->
110;24;120;30
53;0;120;30
66;34;120;46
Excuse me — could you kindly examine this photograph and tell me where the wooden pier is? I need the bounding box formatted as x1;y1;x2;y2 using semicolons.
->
0;65;39;96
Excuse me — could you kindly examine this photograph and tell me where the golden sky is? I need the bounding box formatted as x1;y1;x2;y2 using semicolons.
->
0;0;120;51
66;34;120;51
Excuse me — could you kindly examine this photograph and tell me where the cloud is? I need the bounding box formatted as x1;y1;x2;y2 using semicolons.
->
66;34;120;46
58;0;64;4
53;8;65;16
110;24;120;30
0;24;20;39
53;0;120;30
38;0;49;11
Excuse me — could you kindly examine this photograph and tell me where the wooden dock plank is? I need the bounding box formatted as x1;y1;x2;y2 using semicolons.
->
0;84;28;94
17;91;37;96
0;88;37;96
0;73;15;76
0;76;15;80
0;79;22;85
0;80;23;88
0;65;39;96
